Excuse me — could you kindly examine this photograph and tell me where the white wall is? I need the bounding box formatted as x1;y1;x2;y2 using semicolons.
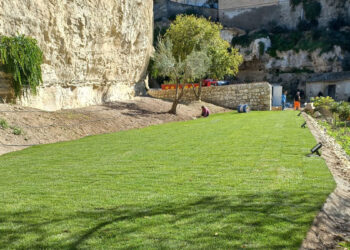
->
306;80;350;101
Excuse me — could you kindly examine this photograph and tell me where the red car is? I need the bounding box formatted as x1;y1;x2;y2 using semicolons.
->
202;79;218;87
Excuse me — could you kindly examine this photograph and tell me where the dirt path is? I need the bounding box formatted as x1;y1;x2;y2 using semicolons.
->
301;113;350;250
0;97;230;156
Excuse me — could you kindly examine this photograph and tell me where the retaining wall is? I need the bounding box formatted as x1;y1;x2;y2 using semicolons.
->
148;82;272;111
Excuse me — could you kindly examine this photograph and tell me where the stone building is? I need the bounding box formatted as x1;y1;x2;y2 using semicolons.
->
163;0;350;30
306;72;350;102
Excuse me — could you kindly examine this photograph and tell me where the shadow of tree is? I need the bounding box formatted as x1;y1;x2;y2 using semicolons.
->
103;102;168;118
0;190;330;249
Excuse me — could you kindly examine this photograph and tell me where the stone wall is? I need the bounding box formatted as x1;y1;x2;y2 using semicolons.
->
148;82;272;111
0;0;153;111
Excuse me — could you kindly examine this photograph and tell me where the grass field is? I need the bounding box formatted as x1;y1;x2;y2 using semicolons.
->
0;111;335;249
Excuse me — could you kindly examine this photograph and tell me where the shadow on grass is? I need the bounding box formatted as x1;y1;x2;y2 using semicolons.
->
0;190;330;249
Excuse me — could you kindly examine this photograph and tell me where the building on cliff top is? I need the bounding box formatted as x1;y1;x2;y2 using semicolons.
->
165;0;349;30
166;0;300;30
306;72;350;102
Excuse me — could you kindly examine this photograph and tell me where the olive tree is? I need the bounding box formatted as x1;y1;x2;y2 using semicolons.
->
153;38;210;114
165;15;243;79
152;15;243;114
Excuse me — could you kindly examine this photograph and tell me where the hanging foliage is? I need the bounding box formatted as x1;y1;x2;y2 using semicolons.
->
0;35;43;97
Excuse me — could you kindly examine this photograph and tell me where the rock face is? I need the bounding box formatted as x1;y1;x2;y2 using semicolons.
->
0;0;153;110
236;39;346;94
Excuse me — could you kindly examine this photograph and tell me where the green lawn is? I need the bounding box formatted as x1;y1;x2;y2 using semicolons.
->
0;111;335;249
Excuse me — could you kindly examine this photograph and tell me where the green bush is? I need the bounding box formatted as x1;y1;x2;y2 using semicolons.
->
328;16;347;31
290;0;322;22
303;0;322;22
337;102;350;122
312;96;335;110
231;30;269;47
0;35;43;97
0;119;8;129
11;126;22;135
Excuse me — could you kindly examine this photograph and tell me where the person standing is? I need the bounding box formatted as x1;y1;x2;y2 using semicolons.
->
282;91;287;111
294;91;301;110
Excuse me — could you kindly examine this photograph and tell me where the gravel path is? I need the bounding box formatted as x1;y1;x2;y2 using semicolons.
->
301;113;350;250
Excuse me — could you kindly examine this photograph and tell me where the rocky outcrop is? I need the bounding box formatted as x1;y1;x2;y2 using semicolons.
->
235;38;346;95
0;0;153;110
238;40;344;74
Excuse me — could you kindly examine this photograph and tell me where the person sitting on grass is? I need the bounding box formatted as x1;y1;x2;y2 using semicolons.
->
201;106;210;117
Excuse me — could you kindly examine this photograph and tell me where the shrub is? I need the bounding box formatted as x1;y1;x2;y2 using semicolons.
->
0;119;8;129
270;25;289;34
231;30;269;48
297;19;318;31
11;126;22;135
338;102;350;122
0;35;43;97
303;0;322;22
312;96;335;110
328;16;347;31
290;0;322;22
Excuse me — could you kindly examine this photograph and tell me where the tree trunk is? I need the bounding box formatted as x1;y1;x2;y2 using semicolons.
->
191;81;202;102
197;81;202;102
169;78;180;114
169;99;179;114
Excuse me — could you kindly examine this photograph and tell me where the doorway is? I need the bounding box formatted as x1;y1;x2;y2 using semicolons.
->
327;85;336;99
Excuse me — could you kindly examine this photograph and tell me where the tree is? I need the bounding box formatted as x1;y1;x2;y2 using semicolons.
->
153;38;210;114
166;15;242;80
152;15;243;113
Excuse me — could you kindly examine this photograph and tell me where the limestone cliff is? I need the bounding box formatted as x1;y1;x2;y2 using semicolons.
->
0;0;153;110
235;38;349;95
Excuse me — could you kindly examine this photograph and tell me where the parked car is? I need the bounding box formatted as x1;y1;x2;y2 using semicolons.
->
202;79;218;87
217;80;230;86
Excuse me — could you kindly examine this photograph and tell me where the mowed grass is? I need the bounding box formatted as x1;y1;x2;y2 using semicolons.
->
0;111;335;249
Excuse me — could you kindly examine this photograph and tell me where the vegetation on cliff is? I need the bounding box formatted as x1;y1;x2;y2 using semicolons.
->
290;0;322;22
0;35;43;97
232;26;350;58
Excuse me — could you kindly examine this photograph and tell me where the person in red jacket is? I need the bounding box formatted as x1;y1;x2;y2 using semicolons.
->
201;106;210;117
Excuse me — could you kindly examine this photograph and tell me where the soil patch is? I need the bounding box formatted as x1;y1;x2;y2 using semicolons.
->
0;97;230;156
301;113;350;250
